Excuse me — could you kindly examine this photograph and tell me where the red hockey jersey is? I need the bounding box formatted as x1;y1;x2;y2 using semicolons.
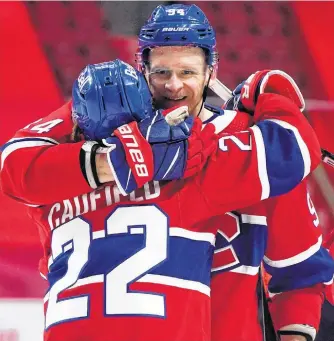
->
0;94;322;341
207;105;334;341
210;183;334;341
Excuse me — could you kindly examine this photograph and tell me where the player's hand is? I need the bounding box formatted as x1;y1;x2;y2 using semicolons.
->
184;118;218;177
103;106;193;195
224;70;305;114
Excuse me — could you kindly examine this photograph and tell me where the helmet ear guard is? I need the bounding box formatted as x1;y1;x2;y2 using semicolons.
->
136;4;219;72
72;59;153;141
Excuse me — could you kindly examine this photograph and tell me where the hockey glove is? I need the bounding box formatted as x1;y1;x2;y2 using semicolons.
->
104;106;193;195
184;119;218;177
225;70;305;114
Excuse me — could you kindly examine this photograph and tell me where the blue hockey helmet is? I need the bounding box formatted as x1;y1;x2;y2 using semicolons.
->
72;59;153;140
136;4;218;70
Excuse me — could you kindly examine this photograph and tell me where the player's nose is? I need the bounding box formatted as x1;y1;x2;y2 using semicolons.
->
165;73;183;93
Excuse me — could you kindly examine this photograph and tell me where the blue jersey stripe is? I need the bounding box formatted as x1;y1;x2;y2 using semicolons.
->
264;247;334;293
48;234;214;289
257;120;305;197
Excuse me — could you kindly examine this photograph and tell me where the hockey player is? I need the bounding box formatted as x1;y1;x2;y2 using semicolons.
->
134;4;334;341
137;5;333;341
0;4;328;341
0;55;323;341
210;88;334;341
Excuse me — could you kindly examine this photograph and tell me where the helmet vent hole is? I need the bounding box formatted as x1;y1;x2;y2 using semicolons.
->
104;76;113;85
142;29;156;39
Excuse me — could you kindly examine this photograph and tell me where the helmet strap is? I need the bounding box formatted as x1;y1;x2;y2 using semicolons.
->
197;66;213;118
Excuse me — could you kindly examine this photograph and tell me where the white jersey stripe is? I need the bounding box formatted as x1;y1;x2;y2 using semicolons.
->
138;274;210;297
24;203;41;208
93;230;106;239
230;265;260;276
44;273;210;303
250;125;270;200
91;226;215;244
268;291;281;298
264;235;322;268
170;227;216;245
1;139;58;169
241;214;267;225
40;272;47;280
6;136;59;144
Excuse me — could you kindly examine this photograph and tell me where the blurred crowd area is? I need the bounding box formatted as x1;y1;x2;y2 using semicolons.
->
22;1;331;99
0;1;334;340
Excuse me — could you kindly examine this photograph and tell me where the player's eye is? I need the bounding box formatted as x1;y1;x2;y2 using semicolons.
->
182;70;196;75
151;69;170;76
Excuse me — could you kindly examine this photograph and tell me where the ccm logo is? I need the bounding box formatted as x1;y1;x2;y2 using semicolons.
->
118;124;149;177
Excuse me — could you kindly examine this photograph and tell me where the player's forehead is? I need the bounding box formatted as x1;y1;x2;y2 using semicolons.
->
149;46;206;70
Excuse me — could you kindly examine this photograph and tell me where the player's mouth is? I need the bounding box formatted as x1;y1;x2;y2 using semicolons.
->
164;96;187;102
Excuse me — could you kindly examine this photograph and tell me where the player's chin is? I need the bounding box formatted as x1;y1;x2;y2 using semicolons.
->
160;97;189;110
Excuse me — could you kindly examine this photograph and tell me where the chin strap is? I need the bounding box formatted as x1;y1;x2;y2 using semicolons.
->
197;66;213;117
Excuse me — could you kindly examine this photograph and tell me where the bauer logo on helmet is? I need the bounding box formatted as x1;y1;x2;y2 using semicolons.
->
161;27;190;32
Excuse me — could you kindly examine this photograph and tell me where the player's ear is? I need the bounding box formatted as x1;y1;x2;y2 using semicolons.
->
208;66;217;87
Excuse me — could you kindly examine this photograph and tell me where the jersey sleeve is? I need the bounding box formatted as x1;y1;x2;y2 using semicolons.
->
0;101;92;206
263;182;334;340
198;93;321;213
323;233;334;306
